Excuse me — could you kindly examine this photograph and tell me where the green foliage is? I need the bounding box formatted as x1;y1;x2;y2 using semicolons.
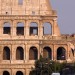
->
29;56;67;75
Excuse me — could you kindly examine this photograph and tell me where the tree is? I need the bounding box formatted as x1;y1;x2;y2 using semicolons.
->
29;56;67;75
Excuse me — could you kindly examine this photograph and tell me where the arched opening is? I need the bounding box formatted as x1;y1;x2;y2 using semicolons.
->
16;22;24;36
3;71;10;75
3;47;10;60
3;22;11;34
16;71;23;75
43;22;51;35
29;46;38;60
16;47;24;60
57;47;66;60
43;46;52;59
30;22;38;35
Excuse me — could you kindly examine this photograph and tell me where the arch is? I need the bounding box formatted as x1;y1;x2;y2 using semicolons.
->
3;46;10;60
16;71;23;75
16;22;24;35
3;22;11;34
29;46;38;60
43;46;52;59
57;47;66;60
3;71;10;75
16;47;24;60
30;22;38;35
43;22;52;35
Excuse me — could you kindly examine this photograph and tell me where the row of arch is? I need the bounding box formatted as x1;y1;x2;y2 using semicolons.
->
3;22;51;35
3;46;66;60
3;71;23;75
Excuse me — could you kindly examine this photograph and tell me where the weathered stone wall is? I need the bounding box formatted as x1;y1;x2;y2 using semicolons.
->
0;0;74;75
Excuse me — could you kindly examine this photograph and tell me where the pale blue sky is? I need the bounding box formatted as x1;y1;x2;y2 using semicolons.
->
50;0;75;34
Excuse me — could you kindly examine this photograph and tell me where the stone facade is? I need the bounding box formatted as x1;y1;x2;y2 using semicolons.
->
0;0;75;75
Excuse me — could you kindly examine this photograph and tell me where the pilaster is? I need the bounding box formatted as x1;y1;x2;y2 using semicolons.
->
12;20;16;37
25;21;29;39
53;45;57;60
53;18;60;36
39;21;43;39
25;44;29;62
0;20;3;36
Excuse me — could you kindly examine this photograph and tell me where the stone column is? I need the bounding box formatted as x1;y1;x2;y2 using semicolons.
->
11;45;16;63
39;21;43;39
53;45;57;60
25;44;29;62
10;20;13;37
26;69;30;75
0;46;2;61
24;45;26;62
51;45;54;60
53;19;60;36
12;20;16;37
24;21;26;37
0;21;3;36
25;20;29;39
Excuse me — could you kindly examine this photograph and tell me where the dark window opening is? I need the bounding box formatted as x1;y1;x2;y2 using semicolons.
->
57;47;66;60
3;22;11;35
43;47;52;59
16;47;24;60
29;46;38;60
3;27;10;34
30;27;38;35
3;71;10;75
43;22;51;35
30;22;38;36
3;47;10;60
17;22;24;36
16;71;23;75
18;0;23;5
17;27;24;35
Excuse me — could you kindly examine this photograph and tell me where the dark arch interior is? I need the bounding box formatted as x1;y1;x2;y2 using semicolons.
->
3;47;10;60
3;22;11;34
29;46;38;60
16;71;23;75
43;47;52;59
57;47;66;60
3;71;10;75
16;47;24;60
17;22;24;35
30;22;38;35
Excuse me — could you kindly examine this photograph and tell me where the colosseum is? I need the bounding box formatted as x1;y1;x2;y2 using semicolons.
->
0;0;75;75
